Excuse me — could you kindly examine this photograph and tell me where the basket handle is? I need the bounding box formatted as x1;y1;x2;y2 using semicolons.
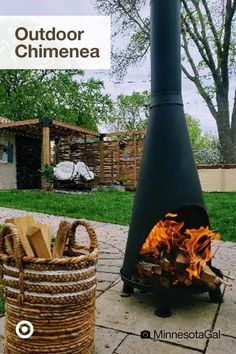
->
0;223;25;304
0;223;25;259
67;219;98;253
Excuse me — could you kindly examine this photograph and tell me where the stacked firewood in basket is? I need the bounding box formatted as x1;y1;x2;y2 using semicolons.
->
5;215;71;258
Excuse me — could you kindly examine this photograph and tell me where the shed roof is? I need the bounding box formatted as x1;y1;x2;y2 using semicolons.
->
0;118;100;138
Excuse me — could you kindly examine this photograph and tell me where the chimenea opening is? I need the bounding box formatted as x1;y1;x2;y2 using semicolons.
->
135;207;220;288
120;0;229;317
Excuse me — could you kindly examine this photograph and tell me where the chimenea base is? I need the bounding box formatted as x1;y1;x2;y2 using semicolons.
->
120;269;224;318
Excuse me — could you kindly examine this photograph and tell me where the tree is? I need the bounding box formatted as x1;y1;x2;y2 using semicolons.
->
95;0;236;162
185;114;221;164
0;70;113;130
109;91;149;131
109;90;220;163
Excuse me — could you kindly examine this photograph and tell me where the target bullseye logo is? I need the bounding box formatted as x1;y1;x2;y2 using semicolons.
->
16;321;34;339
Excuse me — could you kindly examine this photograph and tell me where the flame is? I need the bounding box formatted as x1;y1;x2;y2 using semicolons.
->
140;216;184;257
181;227;212;279
140;213;220;282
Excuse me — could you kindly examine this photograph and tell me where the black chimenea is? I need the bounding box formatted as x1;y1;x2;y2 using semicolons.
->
120;0;223;317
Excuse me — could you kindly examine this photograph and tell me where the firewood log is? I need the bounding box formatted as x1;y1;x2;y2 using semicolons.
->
52;221;71;258
6;216;35;257
26;226;52;258
35;222;52;250
175;252;189;282
161;258;172;271
175;252;188;268
201;265;218;285
201;265;232;288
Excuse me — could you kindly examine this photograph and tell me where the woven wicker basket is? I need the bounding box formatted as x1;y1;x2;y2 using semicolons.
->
0;219;98;354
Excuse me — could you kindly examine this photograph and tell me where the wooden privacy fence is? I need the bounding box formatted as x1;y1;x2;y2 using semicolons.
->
56;131;236;191
2;118;235;191
100;137;144;187
57;130;146;188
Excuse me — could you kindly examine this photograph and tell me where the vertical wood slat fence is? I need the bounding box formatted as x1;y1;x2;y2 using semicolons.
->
57;130;146;188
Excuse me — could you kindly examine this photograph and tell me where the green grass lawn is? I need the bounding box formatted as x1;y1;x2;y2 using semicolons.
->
0;190;235;242
0;190;134;225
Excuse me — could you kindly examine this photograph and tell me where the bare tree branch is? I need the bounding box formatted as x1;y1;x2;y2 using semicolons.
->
117;0;149;37
201;0;223;55
181;64;195;82
182;0;218;78
221;0;236;90
132;4;150;33
182;32;217;117
181;17;213;72
191;0;222;82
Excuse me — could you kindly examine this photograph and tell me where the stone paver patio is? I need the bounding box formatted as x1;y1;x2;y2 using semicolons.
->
0;207;235;353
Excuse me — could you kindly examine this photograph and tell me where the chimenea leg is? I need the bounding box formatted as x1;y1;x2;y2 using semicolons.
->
208;286;223;303
155;291;172;318
120;283;134;297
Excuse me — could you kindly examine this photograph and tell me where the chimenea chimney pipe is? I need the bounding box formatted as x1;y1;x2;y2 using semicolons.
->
151;0;182;101
121;0;209;283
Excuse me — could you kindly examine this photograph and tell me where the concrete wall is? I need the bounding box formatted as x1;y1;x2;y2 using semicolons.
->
198;167;236;192
0;134;17;189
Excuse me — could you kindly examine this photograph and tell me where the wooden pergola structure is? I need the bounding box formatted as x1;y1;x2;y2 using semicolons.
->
0;117;147;189
0;118;100;189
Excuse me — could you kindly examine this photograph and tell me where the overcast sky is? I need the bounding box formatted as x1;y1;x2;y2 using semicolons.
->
0;0;219;134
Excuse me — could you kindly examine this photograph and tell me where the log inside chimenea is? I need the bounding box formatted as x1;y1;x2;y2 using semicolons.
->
120;0;232;317
134;212;224;289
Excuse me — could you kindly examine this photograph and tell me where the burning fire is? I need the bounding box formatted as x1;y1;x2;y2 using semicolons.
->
139;213;220;284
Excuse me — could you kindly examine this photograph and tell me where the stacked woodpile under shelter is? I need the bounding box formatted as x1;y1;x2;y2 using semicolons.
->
57;130;146;188
1;117;235;191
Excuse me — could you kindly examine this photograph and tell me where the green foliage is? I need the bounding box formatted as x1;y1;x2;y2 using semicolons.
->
41;164;54;184
110;91;150;131
0;70;113;130
185;114;220;164
110;90;219;163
